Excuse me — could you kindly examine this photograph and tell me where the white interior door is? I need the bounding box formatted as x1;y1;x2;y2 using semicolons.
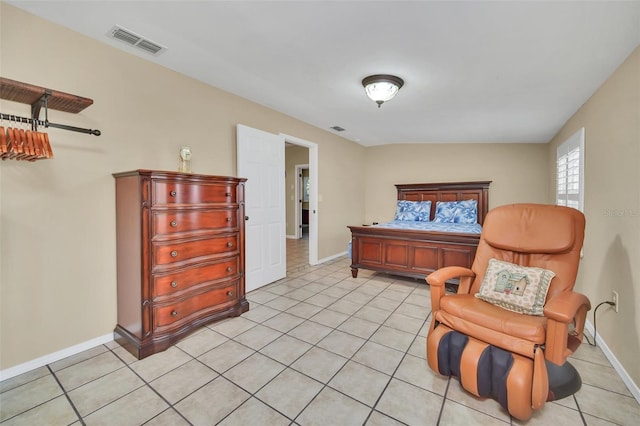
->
237;124;286;292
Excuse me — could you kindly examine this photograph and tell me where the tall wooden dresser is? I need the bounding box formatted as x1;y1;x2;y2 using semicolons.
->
113;170;248;359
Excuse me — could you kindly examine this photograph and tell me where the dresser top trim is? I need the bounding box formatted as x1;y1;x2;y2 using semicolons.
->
113;169;247;182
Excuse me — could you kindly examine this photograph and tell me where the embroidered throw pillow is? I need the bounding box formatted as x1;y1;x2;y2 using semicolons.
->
475;258;555;316
433;199;477;224
394;200;432;222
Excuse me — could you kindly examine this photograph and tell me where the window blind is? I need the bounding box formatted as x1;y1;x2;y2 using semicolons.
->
556;128;585;211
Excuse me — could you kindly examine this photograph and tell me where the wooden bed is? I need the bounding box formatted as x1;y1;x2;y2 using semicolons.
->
348;181;491;280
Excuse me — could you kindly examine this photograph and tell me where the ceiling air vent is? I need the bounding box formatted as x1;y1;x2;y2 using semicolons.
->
330;126;346;132
107;25;167;56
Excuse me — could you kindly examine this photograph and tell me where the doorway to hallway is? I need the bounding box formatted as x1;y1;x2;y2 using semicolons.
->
286;234;309;275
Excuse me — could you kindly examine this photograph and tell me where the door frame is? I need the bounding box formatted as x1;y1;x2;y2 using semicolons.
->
294;164;309;239
281;133;319;266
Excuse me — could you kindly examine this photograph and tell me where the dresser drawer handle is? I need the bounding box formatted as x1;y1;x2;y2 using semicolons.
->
226;217;232;222
170;250;178;258
226;266;233;272
170;190;177;197
171;281;177;288
171;310;178;317
170;220;177;227
227;291;234;297
226;242;233;248
225;192;231;197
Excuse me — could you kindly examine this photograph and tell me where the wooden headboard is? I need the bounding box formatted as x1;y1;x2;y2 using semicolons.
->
395;181;492;225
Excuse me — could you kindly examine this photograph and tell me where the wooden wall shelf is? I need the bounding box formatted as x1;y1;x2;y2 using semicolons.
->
0;77;93;113
0;77;100;138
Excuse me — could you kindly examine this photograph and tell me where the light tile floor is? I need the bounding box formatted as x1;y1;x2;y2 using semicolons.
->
1;240;639;425
286;236;309;273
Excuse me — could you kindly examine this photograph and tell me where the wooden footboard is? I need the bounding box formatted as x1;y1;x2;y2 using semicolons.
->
348;181;490;281
348;226;479;279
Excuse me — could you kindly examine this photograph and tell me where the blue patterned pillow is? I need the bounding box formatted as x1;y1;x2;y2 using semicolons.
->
394;200;432;221
433;200;478;224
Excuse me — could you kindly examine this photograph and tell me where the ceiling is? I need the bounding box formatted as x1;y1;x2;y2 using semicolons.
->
8;1;640;147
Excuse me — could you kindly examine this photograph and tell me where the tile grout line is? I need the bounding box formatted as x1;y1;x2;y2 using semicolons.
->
156;269;427;424
11;348;141;423
177;270;454;425
177;332;298;424
362;311;432;425
106;345;195;426
291;307;396;423
571;393;588;426
211;375;294;425
0;367;89;425
319;276;504;424
164;297;341;424
435;376;452;426
215;277;377;424
46;364;86;426
214;273;418;424
284;277;428;424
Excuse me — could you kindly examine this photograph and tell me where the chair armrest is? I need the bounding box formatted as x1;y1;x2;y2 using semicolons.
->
426;267;475;312
544;291;591;323
543;291;591;364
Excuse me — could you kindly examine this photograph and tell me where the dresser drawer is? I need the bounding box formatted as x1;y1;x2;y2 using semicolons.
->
153;210;237;238
153;235;239;268
153;181;236;205
153;283;238;331
153;259;239;298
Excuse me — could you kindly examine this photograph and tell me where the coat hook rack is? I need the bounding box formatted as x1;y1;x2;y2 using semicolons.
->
0;77;101;136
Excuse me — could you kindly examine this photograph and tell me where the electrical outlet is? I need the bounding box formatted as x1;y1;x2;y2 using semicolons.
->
612;291;619;313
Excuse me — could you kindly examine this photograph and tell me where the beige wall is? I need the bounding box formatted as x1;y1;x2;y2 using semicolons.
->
547;46;640;387
0;4;365;370
285;145;309;236
364;143;549;222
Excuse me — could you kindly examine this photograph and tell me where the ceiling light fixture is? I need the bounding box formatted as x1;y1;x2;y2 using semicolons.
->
362;74;404;108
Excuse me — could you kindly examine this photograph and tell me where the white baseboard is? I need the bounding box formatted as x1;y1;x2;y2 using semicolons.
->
317;250;348;265
0;333;114;382
584;320;640;404
286;234;298;239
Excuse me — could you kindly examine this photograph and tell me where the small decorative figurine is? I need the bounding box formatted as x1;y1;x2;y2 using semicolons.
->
179;146;192;173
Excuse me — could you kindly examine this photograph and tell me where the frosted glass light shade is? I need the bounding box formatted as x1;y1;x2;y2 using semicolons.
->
362;74;404;108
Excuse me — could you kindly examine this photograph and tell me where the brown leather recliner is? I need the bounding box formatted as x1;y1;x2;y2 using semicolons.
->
426;203;590;420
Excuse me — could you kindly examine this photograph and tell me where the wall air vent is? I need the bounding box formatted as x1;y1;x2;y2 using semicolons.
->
330;126;346;132
107;25;167;56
